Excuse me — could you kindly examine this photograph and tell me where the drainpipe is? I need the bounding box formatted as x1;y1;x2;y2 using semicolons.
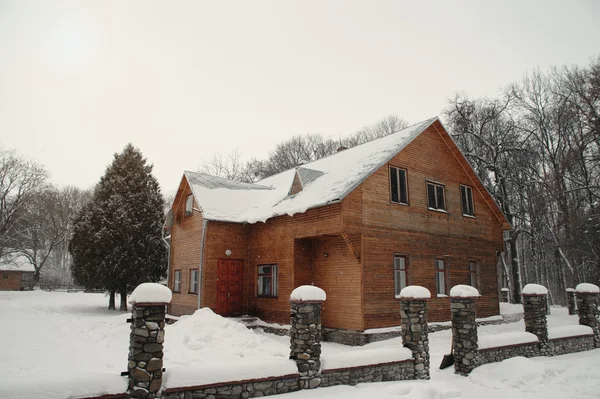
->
198;219;208;310
161;235;171;287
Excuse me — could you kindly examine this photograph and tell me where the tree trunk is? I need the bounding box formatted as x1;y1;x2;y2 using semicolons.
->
108;289;116;310
509;236;522;304
119;287;128;311
33;268;41;285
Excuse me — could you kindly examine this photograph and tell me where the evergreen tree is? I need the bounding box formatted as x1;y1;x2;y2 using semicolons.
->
69;144;167;310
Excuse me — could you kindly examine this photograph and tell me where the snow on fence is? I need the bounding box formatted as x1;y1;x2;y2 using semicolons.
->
451;283;600;375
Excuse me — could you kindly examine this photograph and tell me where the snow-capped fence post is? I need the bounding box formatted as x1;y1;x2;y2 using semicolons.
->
500;288;509;303
450;285;480;375
575;283;600;348
127;283;172;399
522;284;550;356
289;286;326;390
566;288;577;315
398;285;430;380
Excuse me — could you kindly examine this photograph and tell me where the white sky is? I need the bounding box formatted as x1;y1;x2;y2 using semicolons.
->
1;1;599;195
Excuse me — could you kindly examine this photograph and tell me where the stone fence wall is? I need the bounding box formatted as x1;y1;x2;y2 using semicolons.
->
320;360;415;387
451;283;600;375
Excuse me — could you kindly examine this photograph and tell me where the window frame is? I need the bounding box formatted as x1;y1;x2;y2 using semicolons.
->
185;194;194;217
189;269;199;294
426;181;447;212
460;184;475;217
469;260;479;290
257;264;278;298
389;166;409;205
435;258;448;296
173;269;181;293
393;254;409;297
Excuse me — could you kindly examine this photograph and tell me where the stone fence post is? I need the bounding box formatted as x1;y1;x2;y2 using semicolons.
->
289;286;326;390
575;283;600;348
500;288;510;303
522;284;549;356
398;285;430;380
127;283;172;399
566;288;576;315
450;285;480;375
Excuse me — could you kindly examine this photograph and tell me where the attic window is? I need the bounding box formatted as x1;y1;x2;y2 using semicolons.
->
390;166;408;205
185;194;193;217
460;185;475;217
427;182;446;211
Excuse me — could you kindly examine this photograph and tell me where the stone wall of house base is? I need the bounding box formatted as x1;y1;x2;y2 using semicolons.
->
477;342;540;366
476;334;595;369
161;375;300;399
320;360;415;387
548;335;595;356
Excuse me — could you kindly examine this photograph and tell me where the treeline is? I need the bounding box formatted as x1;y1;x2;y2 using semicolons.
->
0;148;91;284
445;57;600;304
199;115;408;182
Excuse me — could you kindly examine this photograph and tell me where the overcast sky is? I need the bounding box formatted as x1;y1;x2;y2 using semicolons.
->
1;1;599;195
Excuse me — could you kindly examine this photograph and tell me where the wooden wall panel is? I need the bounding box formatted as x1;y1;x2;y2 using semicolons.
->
247;204;342;324
168;177;204;316
312;234;363;330
362;229;499;328
0;271;23;290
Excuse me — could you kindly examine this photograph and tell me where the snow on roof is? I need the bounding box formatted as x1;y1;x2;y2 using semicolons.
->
129;283;172;304
185;117;438;223
575;283;599;294
290;285;326;301
396;285;431;299
0;253;35;273
522;284;548;296
449;285;480;298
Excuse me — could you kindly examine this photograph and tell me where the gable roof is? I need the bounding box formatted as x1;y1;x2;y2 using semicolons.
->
182;116;510;228
0;253;35;273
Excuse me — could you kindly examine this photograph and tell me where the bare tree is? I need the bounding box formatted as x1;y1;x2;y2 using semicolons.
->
0;148;48;259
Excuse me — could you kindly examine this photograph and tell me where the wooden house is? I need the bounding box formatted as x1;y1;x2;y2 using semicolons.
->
164;117;510;334
0;253;35;291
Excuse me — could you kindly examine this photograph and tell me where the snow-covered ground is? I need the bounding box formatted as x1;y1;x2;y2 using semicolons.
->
1;290;599;399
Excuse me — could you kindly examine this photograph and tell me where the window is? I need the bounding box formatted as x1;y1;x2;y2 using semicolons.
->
469;261;478;289
185;194;193;217
189;269;199;293
2;274;8;280
258;264;278;297
427;182;446;211
394;255;408;296
461;185;475;216
435;259;447;295
390;166;408;204
173;270;181;292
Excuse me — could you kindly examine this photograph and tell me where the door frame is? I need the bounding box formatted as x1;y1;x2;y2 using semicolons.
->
216;258;244;316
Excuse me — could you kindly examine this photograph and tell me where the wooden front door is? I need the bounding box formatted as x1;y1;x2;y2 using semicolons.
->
216;258;243;316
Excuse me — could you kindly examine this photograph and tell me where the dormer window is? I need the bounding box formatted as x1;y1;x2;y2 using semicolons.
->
427;181;446;211
390;166;408;205
185;194;193;217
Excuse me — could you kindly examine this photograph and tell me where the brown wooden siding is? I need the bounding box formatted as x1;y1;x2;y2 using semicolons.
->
247;204;342;325
342;124;503;328
0;271;24;290
168;177;204;316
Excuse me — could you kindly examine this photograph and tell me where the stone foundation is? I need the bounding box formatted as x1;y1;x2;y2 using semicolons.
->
549;335;595;356
320;360;415;387
161;375;300;399
477;341;540;365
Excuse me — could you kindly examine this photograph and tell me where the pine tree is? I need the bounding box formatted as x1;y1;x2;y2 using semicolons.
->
69;144;167;310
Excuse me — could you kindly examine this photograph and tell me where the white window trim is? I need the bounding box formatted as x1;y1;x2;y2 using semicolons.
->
393;254;408;297
174;270;181;292
257;264;278;297
460;184;475;217
427;181;447;212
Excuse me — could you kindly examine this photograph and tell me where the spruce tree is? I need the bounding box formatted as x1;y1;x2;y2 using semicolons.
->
69;144;167;310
